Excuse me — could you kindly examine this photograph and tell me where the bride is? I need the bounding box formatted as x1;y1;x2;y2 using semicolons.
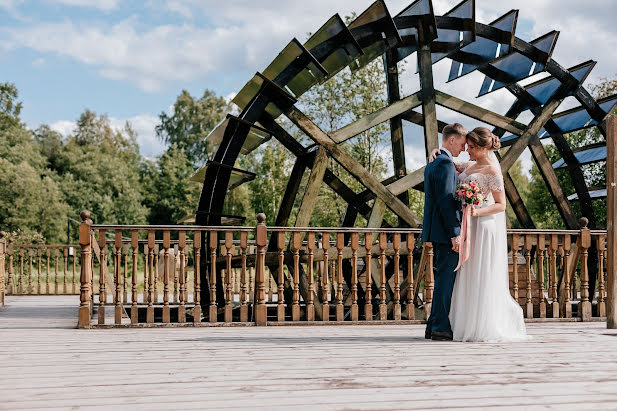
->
430;127;529;342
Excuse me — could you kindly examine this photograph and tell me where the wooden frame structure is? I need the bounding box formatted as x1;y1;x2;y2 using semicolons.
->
190;0;617;309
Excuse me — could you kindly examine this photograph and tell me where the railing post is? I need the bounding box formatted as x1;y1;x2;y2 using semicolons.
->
78;211;93;328
424;242;434;320
579;217;592;321
254;213;268;326
0;231;6;306
7;237;13;296
607;114;617;329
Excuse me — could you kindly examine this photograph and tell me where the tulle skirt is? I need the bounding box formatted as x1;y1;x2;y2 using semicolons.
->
449;212;530;342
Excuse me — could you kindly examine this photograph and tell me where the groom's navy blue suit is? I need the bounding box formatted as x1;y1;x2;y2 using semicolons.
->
422;151;462;333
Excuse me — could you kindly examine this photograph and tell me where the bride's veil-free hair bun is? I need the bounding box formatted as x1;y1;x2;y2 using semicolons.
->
466;127;500;151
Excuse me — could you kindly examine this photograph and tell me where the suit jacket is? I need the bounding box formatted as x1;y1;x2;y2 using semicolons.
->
421;152;462;244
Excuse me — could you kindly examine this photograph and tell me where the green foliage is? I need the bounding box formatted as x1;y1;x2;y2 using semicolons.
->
0;82;22;128
141;145;200;225
156;90;229;165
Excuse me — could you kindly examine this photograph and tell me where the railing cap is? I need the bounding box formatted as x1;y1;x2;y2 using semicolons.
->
579;217;589;229
257;213;266;224
80;210;91;222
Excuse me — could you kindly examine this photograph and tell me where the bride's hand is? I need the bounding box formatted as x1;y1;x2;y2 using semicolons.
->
470;206;479;217
428;148;441;163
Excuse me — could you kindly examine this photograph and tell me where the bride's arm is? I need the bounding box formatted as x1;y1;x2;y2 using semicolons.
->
470;189;506;217
470;169;507;217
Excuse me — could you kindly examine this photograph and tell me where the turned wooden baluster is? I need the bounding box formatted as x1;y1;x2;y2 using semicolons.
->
52;249;58;294
209;231;218;323
143;243;148;303
146;231;155;323
254;214;267;326
350;232;359;321
424;242;434;320
550;234;559;318
19;249;24;294
239;232;248;322
45;249;51;294
292;232;301;321
154;244;160;304
562;234;572;318
579;218;592;321
28;249;34;294
524;234;533;318
72;247;77;295
378;233;387;321
393;233;401;321
63;248;68;294
114;230;122;325
162;231;171;323
322;232;330;322
37;249;42;294
307;232;316;321
336;232;344;321
364;233;373;321
276;232;285;321
130;231;138;324
173;245;179;304
178;231;187;323
511;234;520;302
224;232;233;323
537;234;547;318
193;231;202;323
598;235;606;317
7;239;14;295
98;230;107;325
407;233;415;320
123;244;128;303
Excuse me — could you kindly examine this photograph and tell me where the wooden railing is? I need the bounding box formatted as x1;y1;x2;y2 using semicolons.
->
70;212;609;328
2;243;81;296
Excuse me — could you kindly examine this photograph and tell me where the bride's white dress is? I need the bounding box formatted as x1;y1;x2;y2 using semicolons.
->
449;168;530;342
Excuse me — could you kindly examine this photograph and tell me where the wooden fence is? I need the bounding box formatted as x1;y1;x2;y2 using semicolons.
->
49;212;608;328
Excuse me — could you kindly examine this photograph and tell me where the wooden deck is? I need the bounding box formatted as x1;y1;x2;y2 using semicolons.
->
1;296;617;410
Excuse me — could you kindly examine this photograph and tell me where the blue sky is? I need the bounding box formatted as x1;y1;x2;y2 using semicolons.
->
1;0;616;168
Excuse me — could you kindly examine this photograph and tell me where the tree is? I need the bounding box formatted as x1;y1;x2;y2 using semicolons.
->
0;84;70;243
141;145;201;225
54;110;148;226
156;90;229;166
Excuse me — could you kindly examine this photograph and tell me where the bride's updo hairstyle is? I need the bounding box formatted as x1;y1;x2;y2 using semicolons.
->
466;126;501;151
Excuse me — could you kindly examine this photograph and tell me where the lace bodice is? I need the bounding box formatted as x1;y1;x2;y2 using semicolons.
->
458;168;504;207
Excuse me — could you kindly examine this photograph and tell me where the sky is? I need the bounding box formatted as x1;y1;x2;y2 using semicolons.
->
1;0;616;171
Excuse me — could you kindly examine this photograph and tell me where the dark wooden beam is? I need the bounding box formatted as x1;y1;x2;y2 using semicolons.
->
528;135;579;229
434;90;526;135
295;147;328;227
330;91;422;143
285;106;422;227
500;98;563;172
418;44;439;157
384;49;410;227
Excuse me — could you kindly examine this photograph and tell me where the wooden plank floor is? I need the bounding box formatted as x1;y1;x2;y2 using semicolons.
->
1;296;617;410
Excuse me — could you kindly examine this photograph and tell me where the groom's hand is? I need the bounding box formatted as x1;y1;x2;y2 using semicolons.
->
451;236;461;253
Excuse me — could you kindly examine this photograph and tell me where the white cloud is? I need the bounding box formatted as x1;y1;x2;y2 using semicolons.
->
3;0;615;97
45;0;119;11
50;114;166;158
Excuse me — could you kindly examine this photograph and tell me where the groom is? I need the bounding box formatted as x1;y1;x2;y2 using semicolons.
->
422;123;467;341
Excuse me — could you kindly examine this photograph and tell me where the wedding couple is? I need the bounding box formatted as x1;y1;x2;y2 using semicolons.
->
422;123;529;342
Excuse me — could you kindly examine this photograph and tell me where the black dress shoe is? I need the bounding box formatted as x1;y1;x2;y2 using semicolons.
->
425;327;432;339
431;330;453;341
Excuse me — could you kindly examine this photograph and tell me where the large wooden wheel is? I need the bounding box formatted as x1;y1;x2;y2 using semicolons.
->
191;0;617;315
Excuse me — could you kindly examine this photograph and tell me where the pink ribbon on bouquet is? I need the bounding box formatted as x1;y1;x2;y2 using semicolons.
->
454;205;472;272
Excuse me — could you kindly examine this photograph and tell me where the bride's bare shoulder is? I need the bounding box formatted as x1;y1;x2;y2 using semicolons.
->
485;164;502;176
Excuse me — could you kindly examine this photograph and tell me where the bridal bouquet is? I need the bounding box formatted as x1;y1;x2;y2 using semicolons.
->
455;181;485;206
453;181;485;270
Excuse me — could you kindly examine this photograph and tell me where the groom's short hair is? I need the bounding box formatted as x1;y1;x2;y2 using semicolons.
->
442;123;467;141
